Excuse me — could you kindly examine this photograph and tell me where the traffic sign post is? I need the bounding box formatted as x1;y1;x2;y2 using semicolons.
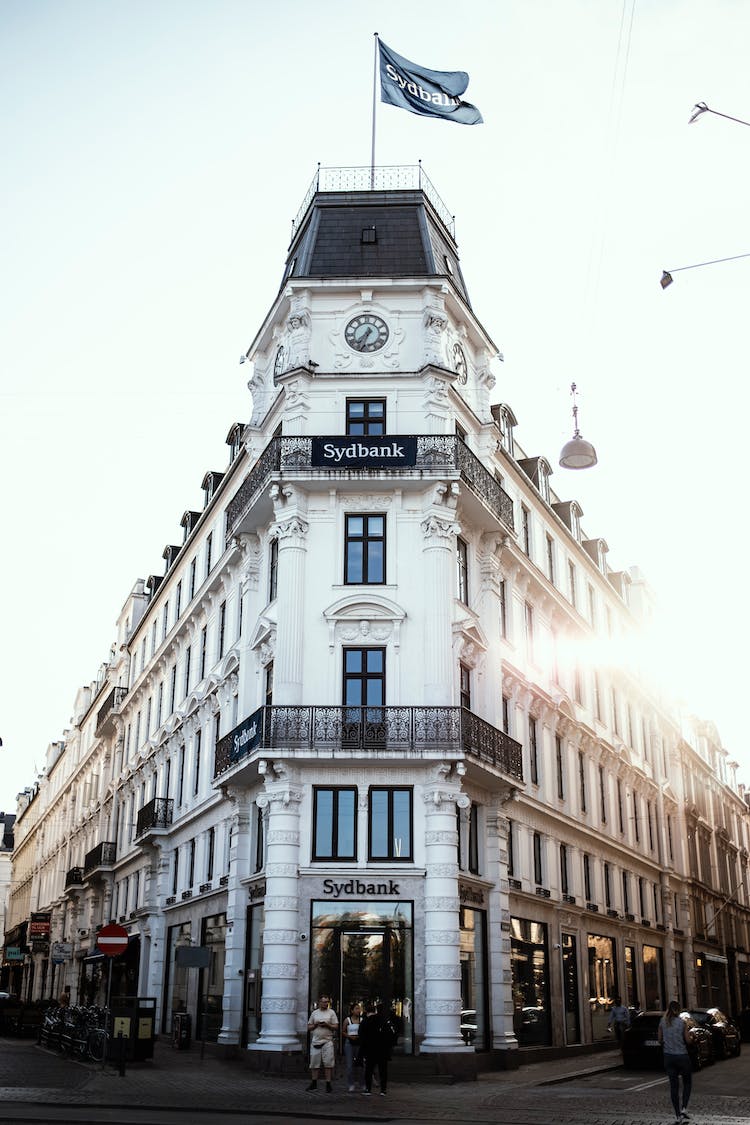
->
96;924;129;1027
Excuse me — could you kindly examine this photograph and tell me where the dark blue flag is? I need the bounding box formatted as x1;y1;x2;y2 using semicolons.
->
378;39;483;125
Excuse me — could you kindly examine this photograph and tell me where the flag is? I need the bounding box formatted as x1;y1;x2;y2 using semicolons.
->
378;39;483;125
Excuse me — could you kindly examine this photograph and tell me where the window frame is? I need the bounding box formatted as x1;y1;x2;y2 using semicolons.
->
368;786;413;862
346;398;386;435
312;786;358;862
344;513;386;585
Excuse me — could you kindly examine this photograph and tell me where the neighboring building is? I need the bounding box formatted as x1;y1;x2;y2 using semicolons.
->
0;811;15;992
5;167;750;1066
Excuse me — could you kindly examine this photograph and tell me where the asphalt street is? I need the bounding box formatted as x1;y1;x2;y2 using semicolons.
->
1;1036;750;1125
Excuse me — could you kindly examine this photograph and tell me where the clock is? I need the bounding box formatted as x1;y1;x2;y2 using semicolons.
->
453;343;468;384
345;314;389;353
273;345;286;376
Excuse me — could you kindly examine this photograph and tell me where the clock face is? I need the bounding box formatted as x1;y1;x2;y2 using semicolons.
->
453;343;468;384
273;345;286;376
345;314;389;353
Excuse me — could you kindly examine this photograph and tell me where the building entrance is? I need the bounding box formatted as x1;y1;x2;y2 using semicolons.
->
311;901;413;1053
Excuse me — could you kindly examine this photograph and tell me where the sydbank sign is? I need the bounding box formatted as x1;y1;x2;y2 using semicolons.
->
311;437;417;469
229;706;263;764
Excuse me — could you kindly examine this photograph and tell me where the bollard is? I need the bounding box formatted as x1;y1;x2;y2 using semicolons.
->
118;1030;126;1077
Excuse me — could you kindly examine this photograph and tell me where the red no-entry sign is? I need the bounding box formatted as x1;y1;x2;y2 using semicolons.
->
96;923;129;957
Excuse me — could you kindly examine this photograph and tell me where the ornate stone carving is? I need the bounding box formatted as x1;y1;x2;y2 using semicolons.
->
424;831;458;845
264;896;300;911
421;514;461;543
424;963;461;979
260;997;297;1013
266;830;300;846
424;999;462;1015
264;863;299;878
261;929;299;944
261;962;298;979
424;897;460;912
425;863;460;878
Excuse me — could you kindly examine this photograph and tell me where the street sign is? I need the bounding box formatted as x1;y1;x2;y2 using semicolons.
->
96;923;129;957
51;941;73;964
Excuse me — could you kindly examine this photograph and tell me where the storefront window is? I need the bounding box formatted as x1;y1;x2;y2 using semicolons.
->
245;904;264;1044
642;945;664;1010
310;901;413;1054
459;906;487;1050
562;933;580;1043
199;913;227;1041
510;918;551;1046
587;934;617;1041
163;921;192;1034
624;944;638;1010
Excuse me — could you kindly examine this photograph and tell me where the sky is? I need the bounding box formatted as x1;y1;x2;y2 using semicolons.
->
2;0;750;812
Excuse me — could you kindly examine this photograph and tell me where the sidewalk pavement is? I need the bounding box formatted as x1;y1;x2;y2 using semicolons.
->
0;1036;627;1121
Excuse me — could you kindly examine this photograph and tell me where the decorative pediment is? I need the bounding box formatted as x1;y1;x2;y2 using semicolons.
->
323;594;406;652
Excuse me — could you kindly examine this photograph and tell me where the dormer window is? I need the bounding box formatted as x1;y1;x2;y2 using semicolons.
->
518;456;552;504
582;538;609;575
226;423;244;463
552;500;583;544
202;471;225;507
491;403;517;457
181;511;201;544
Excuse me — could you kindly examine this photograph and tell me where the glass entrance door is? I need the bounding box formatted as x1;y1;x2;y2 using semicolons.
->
311;902;413;1053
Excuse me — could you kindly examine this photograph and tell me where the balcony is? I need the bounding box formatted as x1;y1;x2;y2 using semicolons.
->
64;866;84;890
135;797;174;842
225;435;515;544
83;841;117;877
214;705;523;782
96;686;128;735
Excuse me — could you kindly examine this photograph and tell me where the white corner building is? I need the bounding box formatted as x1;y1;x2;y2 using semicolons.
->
5;167;750;1070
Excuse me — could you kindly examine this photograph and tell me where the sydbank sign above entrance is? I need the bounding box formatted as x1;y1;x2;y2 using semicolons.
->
311;437;417;469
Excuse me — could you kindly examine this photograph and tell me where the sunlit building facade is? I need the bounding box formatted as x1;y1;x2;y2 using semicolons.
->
5;168;750;1067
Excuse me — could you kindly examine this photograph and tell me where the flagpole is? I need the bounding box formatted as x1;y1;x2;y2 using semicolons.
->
371;32;379;188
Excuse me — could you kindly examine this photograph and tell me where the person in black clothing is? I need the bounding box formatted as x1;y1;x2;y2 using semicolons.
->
358;1002;400;1096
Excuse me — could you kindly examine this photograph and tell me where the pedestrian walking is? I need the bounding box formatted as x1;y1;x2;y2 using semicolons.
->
306;994;338;1093
607;995;630;1044
658;1000;694;1124
342;1001;363;1092
359;1002;400;1096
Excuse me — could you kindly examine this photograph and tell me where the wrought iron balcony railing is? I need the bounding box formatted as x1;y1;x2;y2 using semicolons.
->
95;686;128;734
83;841;117;876
135;797;174;839
64;866;84;889
225;435;514;542
214;705;523;782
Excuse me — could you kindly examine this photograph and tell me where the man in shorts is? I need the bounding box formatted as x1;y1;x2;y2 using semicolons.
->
306;995;339;1092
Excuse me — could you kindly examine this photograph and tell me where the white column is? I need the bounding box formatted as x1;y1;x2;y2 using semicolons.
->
218;790;253;1045
249;760;303;1054
421;510;460;705
144;843;170;1028
420;763;472;1054
487;792;519;1054
270;508;308;705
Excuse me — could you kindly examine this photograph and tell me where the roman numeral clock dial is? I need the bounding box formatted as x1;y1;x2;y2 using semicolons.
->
345;314;389;353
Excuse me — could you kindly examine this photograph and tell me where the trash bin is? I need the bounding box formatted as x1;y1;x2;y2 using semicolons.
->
172;1011;191;1050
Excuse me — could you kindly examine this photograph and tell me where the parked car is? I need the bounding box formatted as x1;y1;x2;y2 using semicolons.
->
686;1008;741;1059
621;1010;713;1070
460;1009;477;1045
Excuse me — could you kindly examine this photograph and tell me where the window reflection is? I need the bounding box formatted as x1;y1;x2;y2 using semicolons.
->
510;918;551;1046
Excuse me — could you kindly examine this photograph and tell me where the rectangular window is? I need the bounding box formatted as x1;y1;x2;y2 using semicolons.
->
206;827;215;881
313;787;357;860
205;531;213;578
175;580;182;621
545;534;555;583
647;802;654;851
151;620;157;658
178;744;185;806
599;765;607;823
524;602;534;661
593;671;602;720
583;854;592;901
254;805;265;872
611;687;619;736
189;558;197;600
264;661;274;706
507;819;515;876
632;793;640;842
502;695;511;735
568;560;577;607
156;681;164;728
169;665;177;715
269;537;279;601
578;751;587;812
369;787;412;860
193;729;201;796
456;537;469;603
346;398;386;435
162;603;169;641
639;877;646;918
617;778;625;833
521;505;531;556
459;664;471;711
188;838;195;887
533;831;544;886
556;735;565;799
499;579;507;638
184;645;191;698
622;871;630;913
218;600;226;659
172;849;179;896
345;514;385;584
529;717;539;786
468;803;479;875
560;843;569;895
343;647;385;707
200;625;207;680
588;583;596;627
604;862;612;908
